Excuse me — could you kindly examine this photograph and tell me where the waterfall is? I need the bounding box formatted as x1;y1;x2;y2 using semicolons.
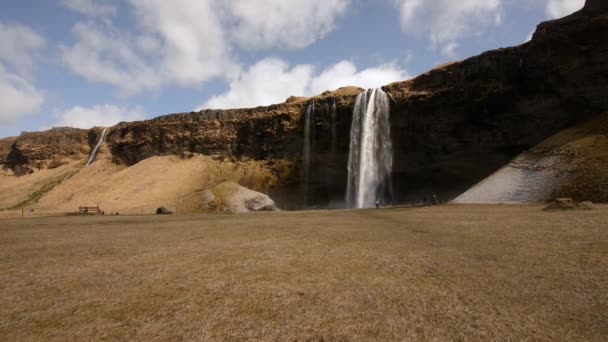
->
346;89;393;209
86;127;107;166
302;102;315;202
331;98;337;154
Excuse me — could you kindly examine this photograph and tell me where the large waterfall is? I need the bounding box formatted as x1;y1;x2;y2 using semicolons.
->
346;89;393;208
86;127;107;166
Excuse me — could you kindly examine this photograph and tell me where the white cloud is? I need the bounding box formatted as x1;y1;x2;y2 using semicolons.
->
0;65;44;125
0;22;46;78
393;0;502;57
227;0;350;49
60;0;239;96
53;105;146;129
0;22;45;125
202;59;313;110
309;61;409;95
130;0;239;87
200;59;408;110
60;22;161;97
545;0;584;19
61;0;116;17
60;0;353;96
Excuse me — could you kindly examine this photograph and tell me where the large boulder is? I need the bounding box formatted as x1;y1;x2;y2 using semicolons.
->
212;182;278;213
201;189;217;210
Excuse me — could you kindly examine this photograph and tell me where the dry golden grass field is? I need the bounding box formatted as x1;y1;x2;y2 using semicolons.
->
1;205;607;341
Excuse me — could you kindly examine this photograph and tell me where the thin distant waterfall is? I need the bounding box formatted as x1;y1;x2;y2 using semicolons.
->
86;127;107;166
302;102;315;201
346;89;393;208
331;98;337;154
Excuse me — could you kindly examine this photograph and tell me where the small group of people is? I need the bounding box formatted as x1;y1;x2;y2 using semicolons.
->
374;194;439;209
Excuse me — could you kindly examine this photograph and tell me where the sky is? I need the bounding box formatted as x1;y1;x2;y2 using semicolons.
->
0;0;585;138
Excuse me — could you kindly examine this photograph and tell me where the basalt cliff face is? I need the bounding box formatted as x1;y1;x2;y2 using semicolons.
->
1;1;607;208
1;128;90;175
385;4;608;201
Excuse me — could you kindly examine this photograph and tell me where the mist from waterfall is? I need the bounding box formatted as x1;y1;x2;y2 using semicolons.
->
346;89;393;209
302;101;315;202
86;127;107;166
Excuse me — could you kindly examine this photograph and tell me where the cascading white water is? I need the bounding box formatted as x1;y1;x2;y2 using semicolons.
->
86;127;107;166
346;89;393;208
302;102;315;201
331;98;337;155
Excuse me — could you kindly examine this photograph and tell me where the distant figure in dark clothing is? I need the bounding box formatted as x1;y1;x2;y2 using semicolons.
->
432;194;438;205
375;200;380;209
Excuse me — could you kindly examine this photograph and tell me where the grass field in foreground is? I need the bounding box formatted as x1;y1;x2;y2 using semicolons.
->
0;205;607;341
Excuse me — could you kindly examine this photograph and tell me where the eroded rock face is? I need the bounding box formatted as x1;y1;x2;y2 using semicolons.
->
2;128;90;174
584;0;608;12
383;6;608;202
0;137;16;165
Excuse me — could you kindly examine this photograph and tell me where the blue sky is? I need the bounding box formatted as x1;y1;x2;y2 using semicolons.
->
0;0;585;138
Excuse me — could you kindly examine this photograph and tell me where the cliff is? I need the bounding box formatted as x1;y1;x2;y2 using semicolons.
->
1;128;90;175
1;1;607;208
384;3;608;201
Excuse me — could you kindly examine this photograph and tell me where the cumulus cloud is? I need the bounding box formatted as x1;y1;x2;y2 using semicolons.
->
0;22;46;124
545;0;584;19
60;0;239;96
132;0;241;87
393;0;502;57
53;105;146;129
0;22;46;78
309;61;409;94
202;59;314;110
227;0;350;49
60;22;162;96
61;0;116;17
60;0;353;96
200;59;408;110
0;65;44;125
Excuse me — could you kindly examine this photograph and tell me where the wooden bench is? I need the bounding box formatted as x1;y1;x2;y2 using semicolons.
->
78;206;101;214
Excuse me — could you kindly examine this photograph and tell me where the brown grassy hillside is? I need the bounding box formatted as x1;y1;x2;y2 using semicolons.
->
531;112;608;201
30;149;290;214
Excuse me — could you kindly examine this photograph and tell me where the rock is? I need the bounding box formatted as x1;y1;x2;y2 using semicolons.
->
156;207;173;215
285;96;307;103
244;197;276;212
2;128;89;175
201;190;217;210
212;182;278;213
577;201;594;210
544;198;577;211
584;0;608;12
544;198;595;211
